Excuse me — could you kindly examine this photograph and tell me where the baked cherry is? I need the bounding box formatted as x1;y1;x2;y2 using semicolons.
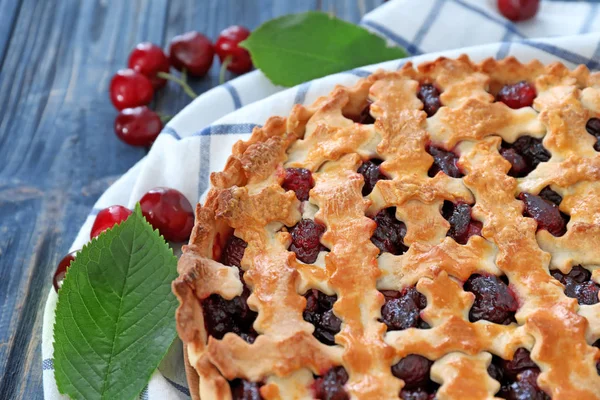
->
417;84;442;117
551;266;600;305
426;145;463;178
215;25;253;74
230;379;263;400
303;289;341;345
585;117;600;151
114;106;162;147
500;136;550;177
400;388;436;400
391;354;433;389
289;219;327;264
202;236;257;343
109;69;154;110
442;201;482;245
282;168;314;201
313;366;349;400
344;103;375;124
139;187;194;242
464;274;518;325
371;208;408;256
538;186;562;207
488;349;549;400
380;287;429;331
222;236;248;268
357;159;387;196
498;0;540;22
127;42;170;89
90;205;132;238
169;31;214;77
496;81;536;109
519;192;567;236
53;251;78;292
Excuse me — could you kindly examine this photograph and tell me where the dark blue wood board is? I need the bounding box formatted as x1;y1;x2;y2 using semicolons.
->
0;0;381;398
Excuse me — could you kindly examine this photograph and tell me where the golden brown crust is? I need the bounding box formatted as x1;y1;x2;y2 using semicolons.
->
173;55;600;399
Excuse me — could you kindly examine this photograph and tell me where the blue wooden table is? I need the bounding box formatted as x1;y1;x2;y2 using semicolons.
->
0;0;384;397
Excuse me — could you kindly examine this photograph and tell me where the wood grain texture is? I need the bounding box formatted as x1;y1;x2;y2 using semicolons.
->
0;0;380;398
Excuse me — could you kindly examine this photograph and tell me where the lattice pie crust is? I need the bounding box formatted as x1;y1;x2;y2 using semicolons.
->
173;55;600;399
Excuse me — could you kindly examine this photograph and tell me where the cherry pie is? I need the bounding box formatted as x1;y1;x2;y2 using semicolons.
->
173;55;600;399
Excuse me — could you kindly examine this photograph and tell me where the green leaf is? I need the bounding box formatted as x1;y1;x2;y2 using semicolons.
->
53;204;179;400
240;11;407;87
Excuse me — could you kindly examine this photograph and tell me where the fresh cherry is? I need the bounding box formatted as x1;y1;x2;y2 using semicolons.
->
109;69;154;110
127;42;170;89
215;25;253;74
139;187;195;242
114;106;162;147
496;81;536;109
169;31;215;77
497;0;540;22
53;251;78;292
90;205;132;238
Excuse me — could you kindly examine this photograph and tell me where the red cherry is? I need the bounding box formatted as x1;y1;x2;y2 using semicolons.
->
215;25;253;74
497;0;540;22
109;69;154;110
53;251;78;292
140;187;195;242
91;205;133;238
128;42;170;89
114;106;162;147
168;32;214;77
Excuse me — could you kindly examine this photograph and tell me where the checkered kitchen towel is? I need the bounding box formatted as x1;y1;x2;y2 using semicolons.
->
42;0;600;398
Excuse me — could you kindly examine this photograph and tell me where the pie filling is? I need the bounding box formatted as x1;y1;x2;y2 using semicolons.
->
179;59;600;399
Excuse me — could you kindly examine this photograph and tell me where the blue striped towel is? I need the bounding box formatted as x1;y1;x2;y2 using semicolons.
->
43;0;600;398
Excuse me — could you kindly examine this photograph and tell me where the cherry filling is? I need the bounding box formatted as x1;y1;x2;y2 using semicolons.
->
357;159;388;196
551;266;600;305
441;201;483;245
500;136;550;177
392;354;438;399
519;189;568;237
586;117;600;151
202;236;258;343
303;289;342;345
289;219;328;264
345;103;375;124
488;349;550;400
282;167;314;201
463;274;518;325
370;208;408;256
496;81;536;109
380;287;429;331
313;366;349;400
426;145;463;178
230;379;263;400
417;84;442;117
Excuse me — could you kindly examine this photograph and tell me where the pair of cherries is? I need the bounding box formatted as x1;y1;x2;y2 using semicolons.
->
110;26;252;147
53;187;194;292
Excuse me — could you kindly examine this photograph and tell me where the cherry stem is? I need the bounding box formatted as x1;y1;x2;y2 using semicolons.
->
159;114;173;124
156;71;198;99
219;56;233;85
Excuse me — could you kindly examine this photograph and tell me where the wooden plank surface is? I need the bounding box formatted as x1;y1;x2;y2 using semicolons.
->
0;0;380;398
